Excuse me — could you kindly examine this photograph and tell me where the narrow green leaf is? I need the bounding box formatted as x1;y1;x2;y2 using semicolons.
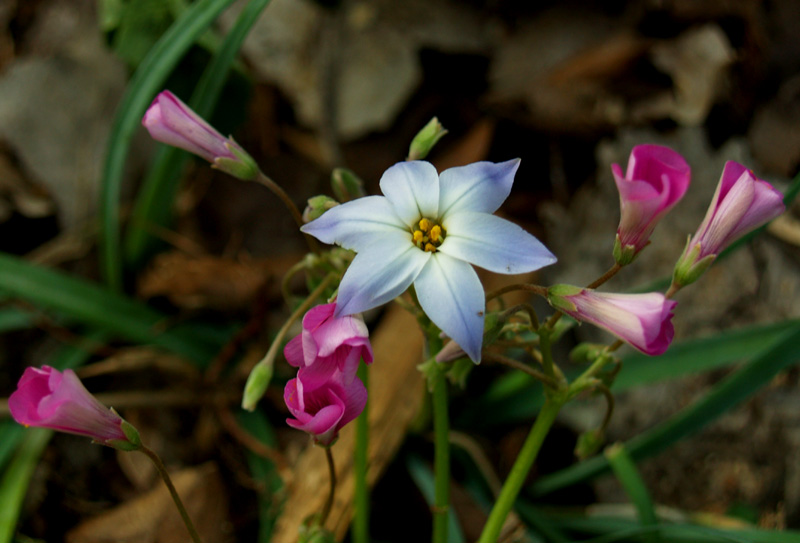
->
0;308;35;332
0;428;53;543
531;327;800;497
0;252;224;363
100;0;237;290
605;443;659;541
125;0;272;267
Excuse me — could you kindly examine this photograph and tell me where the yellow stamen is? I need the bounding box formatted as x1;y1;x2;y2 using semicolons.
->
413;230;424;244
430;225;442;243
424;243;436;252
419;218;431;232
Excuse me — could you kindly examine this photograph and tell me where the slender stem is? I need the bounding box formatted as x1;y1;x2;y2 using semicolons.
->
538;327;556;380
477;398;564;543
665;283;680;299
353;362;370;543
485;283;548;303
431;367;450;543
482;352;561;390
139;445;203;543
255;171;320;254
499;303;540;330
586;263;622;289
320;446;337;526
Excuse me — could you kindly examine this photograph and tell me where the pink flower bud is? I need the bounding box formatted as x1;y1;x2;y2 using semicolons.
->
283;303;373;391
673;161;785;287
547;285;677;356
284;371;367;446
142;90;258;180
9;366;141;450
612;145;691;265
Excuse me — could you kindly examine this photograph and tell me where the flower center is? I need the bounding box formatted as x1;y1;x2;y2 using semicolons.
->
412;217;446;252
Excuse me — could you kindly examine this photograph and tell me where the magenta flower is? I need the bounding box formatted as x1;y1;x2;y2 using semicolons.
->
673;161;785;287
8;366;141;450
283;303;373;390
612;145;691;265
284;370;367;446
547;285;677;356
142;90;258;180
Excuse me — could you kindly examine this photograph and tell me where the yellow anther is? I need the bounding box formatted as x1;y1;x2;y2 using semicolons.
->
430;225;442;243
413;230;424;244
424;243;436;252
419;218;431;232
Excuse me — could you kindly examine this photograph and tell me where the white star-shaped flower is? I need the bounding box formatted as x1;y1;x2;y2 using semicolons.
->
301;160;557;362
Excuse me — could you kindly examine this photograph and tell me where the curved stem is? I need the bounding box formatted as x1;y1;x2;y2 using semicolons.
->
431;367;450;543
320;446;337;526
499;303;540;330
256;171;320;254
477;398;564;543
482;352;561;390
485;283;548;303
665;283;680;299
353;362;370;543
139;445;203;543
586;263;622;289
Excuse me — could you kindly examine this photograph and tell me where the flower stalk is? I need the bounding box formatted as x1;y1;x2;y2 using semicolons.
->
353;362;370;543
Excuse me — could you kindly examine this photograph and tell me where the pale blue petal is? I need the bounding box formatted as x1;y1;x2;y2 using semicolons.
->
438;159;520;218
414;253;485;363
335;233;430;316
379;161;440;228
439;211;557;274
301;196;406;251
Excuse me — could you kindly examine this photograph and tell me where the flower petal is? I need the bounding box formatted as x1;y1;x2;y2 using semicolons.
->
335;233;430;316
414;253;485;363
301;196;407;252
438;159;519;217
283;335;305;368
439;212;556;274
379;161;440;227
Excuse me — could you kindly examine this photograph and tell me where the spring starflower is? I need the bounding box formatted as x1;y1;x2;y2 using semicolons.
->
673;161;785;288
301;160;557;362
9;366;141;450
547;285;677;356
142;90;259;180
284;303;373;390
612;145;691;265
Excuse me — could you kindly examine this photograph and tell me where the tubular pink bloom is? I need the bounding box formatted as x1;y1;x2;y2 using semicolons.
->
612;145;691;265
283;303;373;391
284;371;367;446
673;161;785;287
9;366;140;450
547;285;677;356
142;90;258;180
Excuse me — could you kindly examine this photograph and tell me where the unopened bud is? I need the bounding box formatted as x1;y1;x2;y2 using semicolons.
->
331;168;366;202
242;363;273;411
303;195;340;223
408;117;448;161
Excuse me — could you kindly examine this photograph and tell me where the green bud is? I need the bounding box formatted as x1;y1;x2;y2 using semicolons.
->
408;117;448;161
213;140;260;181
569;342;606;364
612;234;640;266
575;428;605;460
303;195;340;223
242;363;273;412
417;358;446;393
447;358;474;388
331;168;366;202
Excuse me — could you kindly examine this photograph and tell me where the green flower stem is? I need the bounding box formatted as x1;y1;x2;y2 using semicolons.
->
353;362;370;543
140;445;203;543
320;446;337;526
432;365;450;543
538;327;556;381
477;397;564;543
255;171;320;254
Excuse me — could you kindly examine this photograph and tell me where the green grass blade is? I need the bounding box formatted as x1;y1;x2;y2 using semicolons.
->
0;252;224;363
125;0;273;267
530;326;800;497
0;308;35;332
0;428;53;543
605;443;658;541
99;0;237;290
406;455;465;543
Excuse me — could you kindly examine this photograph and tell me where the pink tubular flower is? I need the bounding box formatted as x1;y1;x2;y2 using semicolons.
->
142;90;258;180
8;366;141;450
673;161;785;288
284;371;367;446
547;285;677;356
283;303;373;391
612;145;691;265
